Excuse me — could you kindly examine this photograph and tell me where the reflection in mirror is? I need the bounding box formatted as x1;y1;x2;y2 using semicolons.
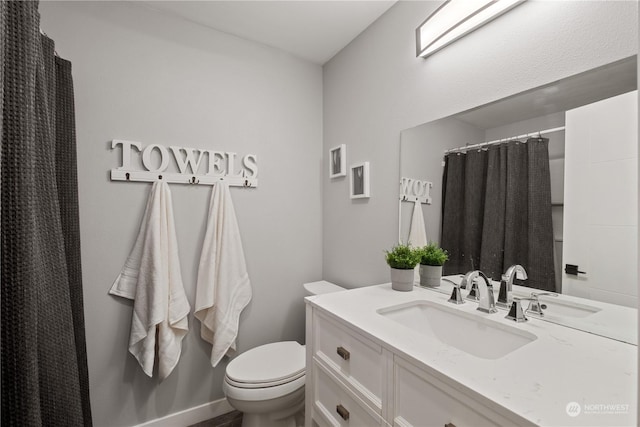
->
441;134;556;292
399;56;637;342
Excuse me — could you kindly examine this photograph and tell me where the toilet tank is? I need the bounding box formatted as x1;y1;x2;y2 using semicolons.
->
303;280;345;297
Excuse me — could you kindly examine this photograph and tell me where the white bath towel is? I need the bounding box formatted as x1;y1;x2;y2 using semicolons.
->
109;181;190;380
408;200;428;247
408;200;428;283
195;181;252;367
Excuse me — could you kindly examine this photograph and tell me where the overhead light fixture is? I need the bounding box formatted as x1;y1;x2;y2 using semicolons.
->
416;0;525;58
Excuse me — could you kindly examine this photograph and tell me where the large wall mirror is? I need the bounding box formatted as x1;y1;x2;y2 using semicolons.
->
399;56;637;343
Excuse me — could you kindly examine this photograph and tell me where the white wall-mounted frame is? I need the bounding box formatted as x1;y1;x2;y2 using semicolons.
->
329;144;346;178
350;162;370;199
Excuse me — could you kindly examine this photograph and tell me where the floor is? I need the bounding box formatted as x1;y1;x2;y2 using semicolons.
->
188;410;243;427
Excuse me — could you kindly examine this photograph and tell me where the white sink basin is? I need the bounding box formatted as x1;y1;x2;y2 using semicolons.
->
377;301;537;359
512;292;601;318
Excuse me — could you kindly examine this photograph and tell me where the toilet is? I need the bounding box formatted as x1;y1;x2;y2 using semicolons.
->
222;281;345;427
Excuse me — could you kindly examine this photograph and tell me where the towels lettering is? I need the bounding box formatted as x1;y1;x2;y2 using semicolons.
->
400;177;433;204
112;140;258;178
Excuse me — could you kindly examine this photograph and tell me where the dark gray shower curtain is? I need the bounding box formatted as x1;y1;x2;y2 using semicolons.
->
1;1;92;425
441;139;556;292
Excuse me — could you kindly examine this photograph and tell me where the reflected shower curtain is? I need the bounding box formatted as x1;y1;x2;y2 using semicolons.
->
441;139;556;292
1;1;92;425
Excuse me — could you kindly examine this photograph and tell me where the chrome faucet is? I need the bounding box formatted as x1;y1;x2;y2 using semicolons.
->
463;270;497;314
497;264;527;309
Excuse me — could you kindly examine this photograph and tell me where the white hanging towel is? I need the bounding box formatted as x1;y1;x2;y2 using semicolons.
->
408;200;428;283
195;181;252;367
408;200;428;247
109;181;190;380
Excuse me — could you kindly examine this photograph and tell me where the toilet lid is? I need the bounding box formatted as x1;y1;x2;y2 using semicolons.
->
226;341;305;386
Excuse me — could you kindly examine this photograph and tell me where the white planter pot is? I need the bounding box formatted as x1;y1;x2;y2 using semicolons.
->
419;264;442;287
390;267;415;292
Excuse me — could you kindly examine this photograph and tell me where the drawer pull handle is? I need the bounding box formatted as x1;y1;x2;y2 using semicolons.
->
337;346;350;360
336;404;350;421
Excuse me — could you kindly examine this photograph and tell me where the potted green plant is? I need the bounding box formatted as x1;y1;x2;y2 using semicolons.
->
385;244;421;291
417;243;449;287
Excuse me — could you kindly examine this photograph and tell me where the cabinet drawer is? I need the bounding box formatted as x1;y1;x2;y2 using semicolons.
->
394;357;515;427
313;312;384;410
312;362;386;427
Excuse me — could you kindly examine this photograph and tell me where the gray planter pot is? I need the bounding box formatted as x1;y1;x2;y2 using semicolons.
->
390;267;415;292
419;264;442;287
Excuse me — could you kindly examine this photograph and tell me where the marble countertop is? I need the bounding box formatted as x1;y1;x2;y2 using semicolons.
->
306;283;637;426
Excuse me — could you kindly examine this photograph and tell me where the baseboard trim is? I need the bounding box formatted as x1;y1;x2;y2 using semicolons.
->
136;397;234;427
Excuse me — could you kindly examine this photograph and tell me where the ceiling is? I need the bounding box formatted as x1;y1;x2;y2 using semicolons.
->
140;1;397;65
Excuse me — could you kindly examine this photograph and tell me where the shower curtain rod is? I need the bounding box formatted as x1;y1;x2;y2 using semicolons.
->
444;126;566;155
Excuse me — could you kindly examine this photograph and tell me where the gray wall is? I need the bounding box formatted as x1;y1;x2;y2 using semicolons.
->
39;2;323;426
322;0;638;287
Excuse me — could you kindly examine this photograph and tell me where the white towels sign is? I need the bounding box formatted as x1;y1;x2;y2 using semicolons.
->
400;177;432;204
110;139;258;187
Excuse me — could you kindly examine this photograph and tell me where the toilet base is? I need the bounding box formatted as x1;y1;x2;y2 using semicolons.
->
227;386;305;427
241;409;304;427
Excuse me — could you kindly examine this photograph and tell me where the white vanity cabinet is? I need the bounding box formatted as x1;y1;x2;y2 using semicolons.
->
305;285;637;427
393;356;517;427
307;310;389;426
305;304;528;427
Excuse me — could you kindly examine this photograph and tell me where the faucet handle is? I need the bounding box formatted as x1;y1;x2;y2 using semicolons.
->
531;291;558;298
505;298;529;322
447;282;465;305
525;292;557;317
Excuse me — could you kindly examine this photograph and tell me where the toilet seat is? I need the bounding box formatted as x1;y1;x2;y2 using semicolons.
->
224;373;305;402
225;370;305;389
223;341;306;401
226;341;305;386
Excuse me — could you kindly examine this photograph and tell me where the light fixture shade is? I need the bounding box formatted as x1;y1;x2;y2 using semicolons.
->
416;0;525;58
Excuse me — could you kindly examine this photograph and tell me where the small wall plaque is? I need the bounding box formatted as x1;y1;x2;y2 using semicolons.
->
350;162;370;199
329;144;346;178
